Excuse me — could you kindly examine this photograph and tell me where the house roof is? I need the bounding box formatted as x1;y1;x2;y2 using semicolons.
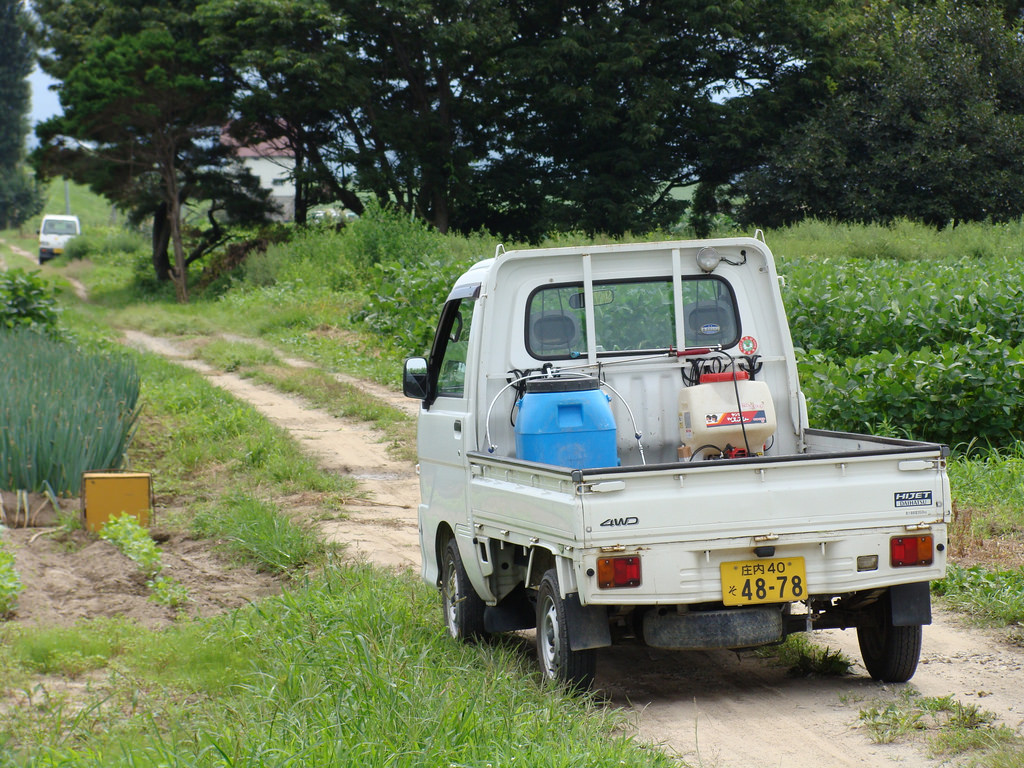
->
221;125;295;158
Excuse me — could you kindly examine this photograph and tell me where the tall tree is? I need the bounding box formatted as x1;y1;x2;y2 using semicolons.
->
201;0;515;234
469;0;836;239
0;0;32;167
32;0;273;296
199;0;829;240
0;0;43;230
197;0;360;225
737;1;1024;228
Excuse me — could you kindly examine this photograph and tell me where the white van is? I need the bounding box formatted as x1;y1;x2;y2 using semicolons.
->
38;215;81;263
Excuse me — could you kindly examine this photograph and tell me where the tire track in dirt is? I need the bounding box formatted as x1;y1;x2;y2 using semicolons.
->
120;330;422;570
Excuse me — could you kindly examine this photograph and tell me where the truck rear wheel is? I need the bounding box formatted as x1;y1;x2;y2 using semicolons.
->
536;569;596;690
442;538;486;641
857;594;922;682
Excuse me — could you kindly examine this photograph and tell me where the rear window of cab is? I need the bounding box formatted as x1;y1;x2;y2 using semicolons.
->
525;275;740;360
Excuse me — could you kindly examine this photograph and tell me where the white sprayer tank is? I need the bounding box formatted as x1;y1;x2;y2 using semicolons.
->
678;372;776;455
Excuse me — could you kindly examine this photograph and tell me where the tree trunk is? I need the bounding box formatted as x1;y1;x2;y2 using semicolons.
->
151;202;172;281
169;200;188;303
161;161;188;303
293;144;306;225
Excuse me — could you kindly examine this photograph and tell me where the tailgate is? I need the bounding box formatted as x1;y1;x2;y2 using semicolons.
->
575;447;949;605
578;449;948;546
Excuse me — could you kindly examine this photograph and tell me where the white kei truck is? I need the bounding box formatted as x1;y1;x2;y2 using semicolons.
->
403;237;950;688
37;214;81;264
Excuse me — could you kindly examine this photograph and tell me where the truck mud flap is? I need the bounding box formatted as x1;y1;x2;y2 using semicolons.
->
642;606;784;650
889;581;932;626
566;593;612;651
483;585;536;633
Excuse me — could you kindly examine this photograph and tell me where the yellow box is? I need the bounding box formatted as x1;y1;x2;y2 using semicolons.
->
81;472;153;533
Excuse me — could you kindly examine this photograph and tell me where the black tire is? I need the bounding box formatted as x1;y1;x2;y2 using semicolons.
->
441;538;486;641
857;594;922;682
536;569;596;690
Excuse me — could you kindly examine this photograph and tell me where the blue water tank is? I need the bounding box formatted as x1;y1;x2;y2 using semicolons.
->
514;378;619;468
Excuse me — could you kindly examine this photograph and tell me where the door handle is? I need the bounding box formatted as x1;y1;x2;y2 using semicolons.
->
454;420;462;435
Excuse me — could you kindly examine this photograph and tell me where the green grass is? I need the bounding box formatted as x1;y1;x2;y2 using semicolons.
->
948;443;1024;540
767;218;1024;262
127;350;358;500
191;488;332;573
0;617;139;679
0;566;674;767
193;338;280;371
756;634;854;677
858;688;1024;762
932;564;1024;626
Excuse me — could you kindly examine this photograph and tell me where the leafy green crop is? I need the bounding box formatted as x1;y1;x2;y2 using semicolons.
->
0;532;24;617
781;254;1024;359
799;328;1024;445
775;244;1024;444
0;328;140;493
99;513;162;577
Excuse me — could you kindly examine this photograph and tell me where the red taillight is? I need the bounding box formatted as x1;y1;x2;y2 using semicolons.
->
597;556;641;588
890;535;934;567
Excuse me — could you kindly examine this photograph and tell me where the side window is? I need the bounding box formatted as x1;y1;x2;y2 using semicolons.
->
436;299;475;398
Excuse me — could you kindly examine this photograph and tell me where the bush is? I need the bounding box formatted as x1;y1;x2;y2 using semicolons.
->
242;228;355;293
338;200;447;271
799;329;1024;446
358;256;476;355
0;269;60;335
63;227;148;262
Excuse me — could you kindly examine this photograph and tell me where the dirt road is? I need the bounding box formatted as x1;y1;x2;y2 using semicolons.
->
121;331;422;570
121;331;1024;768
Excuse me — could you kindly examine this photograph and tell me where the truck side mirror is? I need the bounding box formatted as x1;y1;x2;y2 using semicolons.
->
403;357;430;400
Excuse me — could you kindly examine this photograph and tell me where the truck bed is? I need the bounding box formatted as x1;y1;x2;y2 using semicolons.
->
467;429;949;606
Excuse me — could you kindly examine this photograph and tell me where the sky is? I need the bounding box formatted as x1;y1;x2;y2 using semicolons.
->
27;63;62;145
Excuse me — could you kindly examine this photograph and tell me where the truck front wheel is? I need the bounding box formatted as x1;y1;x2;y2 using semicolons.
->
857;595;922;682
442;538;487;641
536;569;596;689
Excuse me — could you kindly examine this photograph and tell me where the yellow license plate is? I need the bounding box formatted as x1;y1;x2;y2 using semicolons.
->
720;557;807;606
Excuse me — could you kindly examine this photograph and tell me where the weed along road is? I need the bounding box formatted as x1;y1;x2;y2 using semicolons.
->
123;330;1024;768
